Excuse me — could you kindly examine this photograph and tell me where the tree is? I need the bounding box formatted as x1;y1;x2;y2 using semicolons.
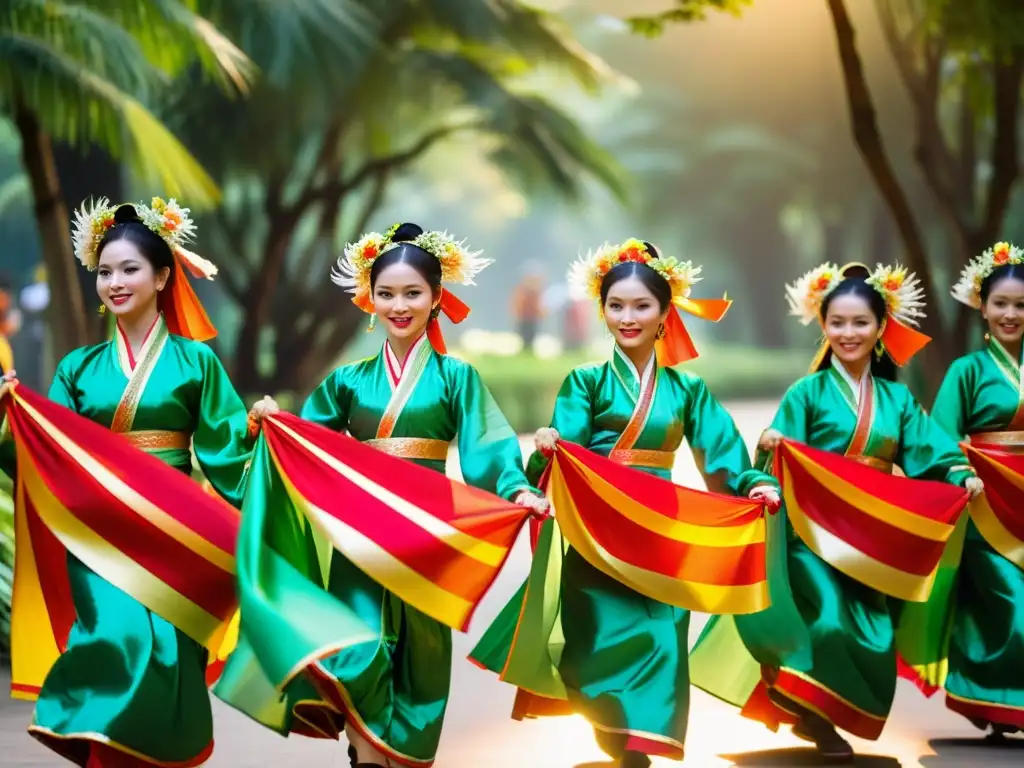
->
1;0;368;361
628;0;1024;393
179;1;626;396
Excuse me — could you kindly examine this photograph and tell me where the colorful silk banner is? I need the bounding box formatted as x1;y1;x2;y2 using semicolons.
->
547;440;769;614
2;385;240;700
259;413;532;632
961;443;1024;569
775;439;969;602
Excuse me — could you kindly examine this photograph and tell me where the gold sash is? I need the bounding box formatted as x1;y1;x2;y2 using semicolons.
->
847;454;894;474
364;437;449;461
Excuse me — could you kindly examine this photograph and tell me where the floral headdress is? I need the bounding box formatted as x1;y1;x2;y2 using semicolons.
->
70;196;219;341
786;261;931;368
332;224;493;354
952;241;1024;308
568;238;731;366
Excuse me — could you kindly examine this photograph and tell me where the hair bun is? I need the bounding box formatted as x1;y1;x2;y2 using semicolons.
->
642;241;660;260
391;223;424;243
113;204;141;224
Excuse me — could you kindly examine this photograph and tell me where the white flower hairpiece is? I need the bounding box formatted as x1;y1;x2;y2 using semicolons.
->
952;241;1024;308
786;262;926;327
332;224;492;310
70;196;216;279
567;238;700;306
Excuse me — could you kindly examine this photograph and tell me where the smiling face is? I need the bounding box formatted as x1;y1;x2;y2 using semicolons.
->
982;275;1024;350
602;275;668;353
96;239;169;320
823;292;880;369
372;261;436;343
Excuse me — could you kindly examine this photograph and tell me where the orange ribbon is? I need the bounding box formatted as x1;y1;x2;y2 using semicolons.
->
880;316;931;366
159;251;217;341
656;297;732;367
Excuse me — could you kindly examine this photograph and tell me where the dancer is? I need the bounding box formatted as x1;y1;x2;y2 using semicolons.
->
472;239;778;767
691;262;983;762
0;198;268;767
906;242;1024;737
219;223;547;768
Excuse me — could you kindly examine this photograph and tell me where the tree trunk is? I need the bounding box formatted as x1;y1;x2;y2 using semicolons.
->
824;0;953;400
13;103;90;361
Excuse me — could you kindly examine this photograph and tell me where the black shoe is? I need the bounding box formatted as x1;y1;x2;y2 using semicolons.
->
618;751;652;768
347;745;358;768
792;720;854;762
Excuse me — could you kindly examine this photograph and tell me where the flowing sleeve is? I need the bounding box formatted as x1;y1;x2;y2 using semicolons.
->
192;345;254;509
753;380;810;471
930;359;971;441
449;359;538;502
897;386;974;486
300;368;352;431
524;367;594;486
683;373;775;496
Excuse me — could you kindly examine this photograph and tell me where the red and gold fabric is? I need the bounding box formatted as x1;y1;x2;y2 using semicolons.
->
775;438;968;602
960;443;1024;569
1;384;240;700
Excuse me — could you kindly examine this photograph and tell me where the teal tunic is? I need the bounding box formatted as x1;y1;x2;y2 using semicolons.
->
0;315;252;766
690;363;974;741
218;336;536;766
925;340;1024;729
470;347;771;761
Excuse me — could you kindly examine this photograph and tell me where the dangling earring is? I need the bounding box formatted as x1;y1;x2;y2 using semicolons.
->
430;304;441;320
985;332;991;342
655;323;666;340
98;303;106;315
366;314;377;332
874;338;885;359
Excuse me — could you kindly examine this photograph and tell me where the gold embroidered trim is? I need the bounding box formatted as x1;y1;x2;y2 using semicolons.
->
608;448;675;470
847;454;893;474
122;430;191;452
970;430;1024;452
364;437;449;461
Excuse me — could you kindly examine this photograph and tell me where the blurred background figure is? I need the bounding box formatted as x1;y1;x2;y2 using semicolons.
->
0;273;21;375
510;272;546;355
13;266;49;390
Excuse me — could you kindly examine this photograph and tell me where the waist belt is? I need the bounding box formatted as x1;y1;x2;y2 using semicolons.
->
608;448;675;470
122;430;191;452
970;430;1024;453
364;437;450;461
847;454;894;474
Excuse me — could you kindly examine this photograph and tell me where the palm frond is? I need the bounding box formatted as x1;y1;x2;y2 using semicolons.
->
1;30;218;205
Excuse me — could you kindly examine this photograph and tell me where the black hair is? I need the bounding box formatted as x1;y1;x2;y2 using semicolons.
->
980;263;1024;303
817;275;897;381
598;241;672;312
369;223;442;293
96;204;175;286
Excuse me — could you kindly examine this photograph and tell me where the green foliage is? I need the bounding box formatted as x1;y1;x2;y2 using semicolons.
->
627;0;753;38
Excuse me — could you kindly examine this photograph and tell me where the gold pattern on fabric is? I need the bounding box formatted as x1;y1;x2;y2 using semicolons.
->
364;437;449;461
970;430;1024;453
110;316;170;434
123;430;191;452
607;448;675;470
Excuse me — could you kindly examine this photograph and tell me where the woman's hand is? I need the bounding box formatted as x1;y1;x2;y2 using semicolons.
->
534;427;559;457
758;428;784;452
247;395;280;437
0;368;17;401
749;484;781;514
514;491;550;519
964;476;984;499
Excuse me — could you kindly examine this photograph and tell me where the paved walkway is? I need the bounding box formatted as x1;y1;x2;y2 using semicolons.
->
3;401;1022;766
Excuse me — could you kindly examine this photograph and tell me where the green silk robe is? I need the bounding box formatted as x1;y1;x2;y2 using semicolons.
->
0;315;252;767
470;346;772;762
690;362;974;741
218;334;537;766
920;339;1024;729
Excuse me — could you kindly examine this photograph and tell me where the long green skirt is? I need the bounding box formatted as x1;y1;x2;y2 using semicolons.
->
297;551;452;766
471;538;689;761
944;525;1024;728
29;554;212;767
